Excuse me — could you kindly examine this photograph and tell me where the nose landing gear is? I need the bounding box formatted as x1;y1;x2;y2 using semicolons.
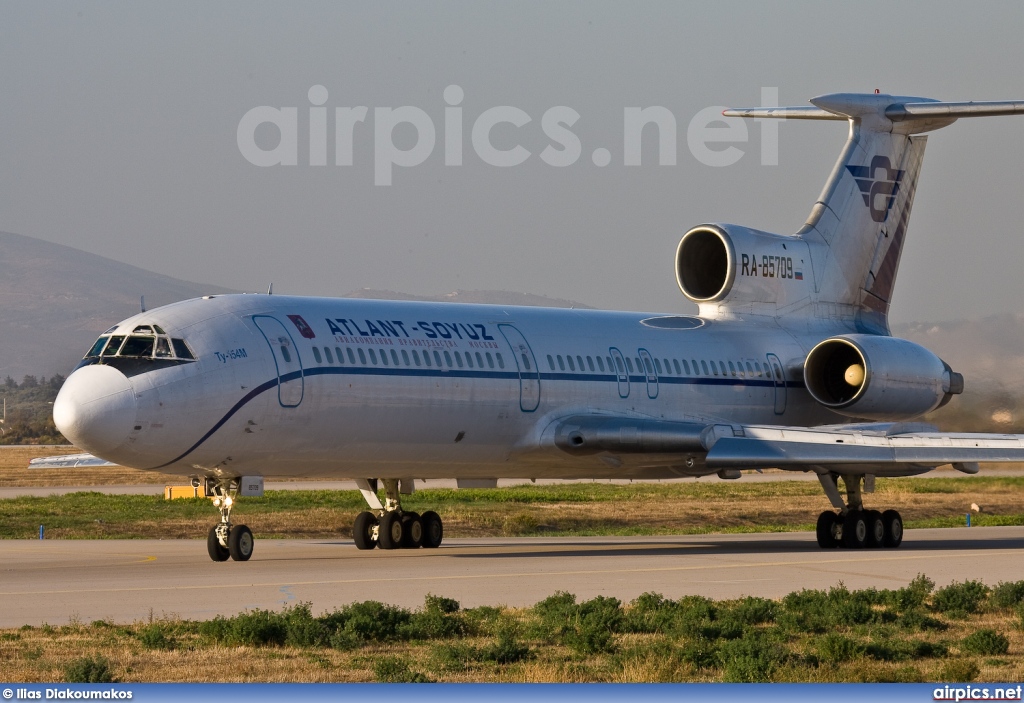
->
352;478;443;551
203;477;255;562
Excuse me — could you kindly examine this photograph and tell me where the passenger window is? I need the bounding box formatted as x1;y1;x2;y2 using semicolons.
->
745;361;754;376
347;348;356;364
281;345;293;364
312;347;323;364
763;362;771;377
719;361;727;375
422;350;431;367
155;338;172;358
358;348;367;364
576;355;584;371
324;347;333;363
402;350;410;365
654;358;662;374
496;353;505;369
567;356;575;371
379;348;388;365
607;356;616;372
413;350;422;366
521;353;532;371
486;352;494;368
615;356;624;373
547;355;555;370
674;359;682;375
369;348;378;365
391;349;400;365
643;357;653;374
433;351;442;367
336;347;344;364
587;356;595;372
102;336;125;357
455;352;465;368
701;360;709;375
728;361;735;376
596;356;605;372
635;358;643;373
476;352;484;368
625;358;634;373
172;339;194;360
557;355;565;371
443;351;453;367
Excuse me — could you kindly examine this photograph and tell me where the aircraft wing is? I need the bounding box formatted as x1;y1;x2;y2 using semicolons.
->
553;415;1024;475
28;453;118;469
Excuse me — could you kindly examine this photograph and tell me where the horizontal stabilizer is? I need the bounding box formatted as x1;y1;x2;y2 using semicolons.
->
28;453;117;469
722;106;844;120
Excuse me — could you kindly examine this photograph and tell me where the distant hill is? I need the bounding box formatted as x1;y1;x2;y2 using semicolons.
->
0;231;237;379
0;232;592;379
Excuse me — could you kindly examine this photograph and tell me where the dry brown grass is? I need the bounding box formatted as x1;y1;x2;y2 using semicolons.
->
0;446;179;486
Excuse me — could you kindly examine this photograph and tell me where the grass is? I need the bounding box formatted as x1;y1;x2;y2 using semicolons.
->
3;475;1024;539
3;576;1024;682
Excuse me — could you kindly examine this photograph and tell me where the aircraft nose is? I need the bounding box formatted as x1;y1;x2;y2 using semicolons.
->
53;365;137;457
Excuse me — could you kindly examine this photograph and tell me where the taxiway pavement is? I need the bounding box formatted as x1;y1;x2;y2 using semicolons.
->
1;527;1021;627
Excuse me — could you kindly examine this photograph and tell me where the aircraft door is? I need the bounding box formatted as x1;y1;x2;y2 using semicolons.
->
609;347;629;398
638;348;659;399
498;324;541;412
766;352;786;415
253;315;304;407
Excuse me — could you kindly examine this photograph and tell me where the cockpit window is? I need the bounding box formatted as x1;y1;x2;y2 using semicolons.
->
171;339;195;360
101;336;125;356
120;335;155;357
79;326;198;376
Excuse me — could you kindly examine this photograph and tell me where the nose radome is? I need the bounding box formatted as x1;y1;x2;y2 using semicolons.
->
53;365;137;458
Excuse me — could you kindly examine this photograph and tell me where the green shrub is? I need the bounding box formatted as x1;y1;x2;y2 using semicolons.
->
938;659;980;683
563;596;622;655
224;609;288;646
137;623;177;650
728;597;777;626
815;633;862;665
962;629;1010;656
424;594;460;614
338;601;412;642
719;630;788;682
932;581;990;618
991;581;1024;609
624;592;678;634
64;655;116;683
479;633;532;664
372;655;432;683
896;608;945;631
284;604;331;648
883;574;935;613
680;636;718;670
461;605;504;636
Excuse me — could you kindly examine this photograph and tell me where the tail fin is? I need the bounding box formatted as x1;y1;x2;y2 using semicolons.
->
725;93;1024;332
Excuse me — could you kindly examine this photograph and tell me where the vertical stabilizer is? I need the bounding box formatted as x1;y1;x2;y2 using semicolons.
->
724;93;1024;331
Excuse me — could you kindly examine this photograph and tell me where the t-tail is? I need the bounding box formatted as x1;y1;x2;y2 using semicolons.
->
675;93;1024;332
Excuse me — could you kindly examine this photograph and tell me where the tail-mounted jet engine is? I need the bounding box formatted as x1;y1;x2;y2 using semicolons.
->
803;335;963;421
675;224;813;314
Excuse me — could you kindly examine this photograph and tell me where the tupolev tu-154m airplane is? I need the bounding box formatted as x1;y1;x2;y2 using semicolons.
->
47;92;1024;562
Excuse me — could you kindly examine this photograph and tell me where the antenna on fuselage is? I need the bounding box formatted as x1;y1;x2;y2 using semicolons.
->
140;296;146;313
267;283;273;295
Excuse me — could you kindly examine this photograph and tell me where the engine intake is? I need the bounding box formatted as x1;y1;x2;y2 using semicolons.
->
803;335;962;421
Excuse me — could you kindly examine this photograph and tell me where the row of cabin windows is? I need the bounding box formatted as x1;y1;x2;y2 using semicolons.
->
545;353;775;380
308;345;506;371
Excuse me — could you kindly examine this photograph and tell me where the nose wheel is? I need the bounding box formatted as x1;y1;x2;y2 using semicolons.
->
203;478;255;562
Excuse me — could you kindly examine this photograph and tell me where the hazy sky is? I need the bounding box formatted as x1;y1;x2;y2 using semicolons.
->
2;1;1023;323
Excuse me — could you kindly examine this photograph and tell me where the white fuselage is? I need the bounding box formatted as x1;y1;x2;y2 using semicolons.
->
54;294;852;482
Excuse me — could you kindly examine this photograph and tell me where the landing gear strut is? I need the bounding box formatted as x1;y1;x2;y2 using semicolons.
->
203;477;254;562
352;478;443;551
814;473;903;550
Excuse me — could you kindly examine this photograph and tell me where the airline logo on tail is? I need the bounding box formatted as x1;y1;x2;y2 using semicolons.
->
847;155;905;223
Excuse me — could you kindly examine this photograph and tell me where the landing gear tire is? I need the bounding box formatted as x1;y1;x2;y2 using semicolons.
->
815;511;840;548
228;524;254;561
882;509;904;548
421;510;443;549
207;526;229;562
842;510;868;549
353;511;379;550
865;510;885;548
378;511;404;550
401;512;424;549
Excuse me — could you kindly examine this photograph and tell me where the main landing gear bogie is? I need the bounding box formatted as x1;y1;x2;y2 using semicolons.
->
814;508;903;549
352;478;444;551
